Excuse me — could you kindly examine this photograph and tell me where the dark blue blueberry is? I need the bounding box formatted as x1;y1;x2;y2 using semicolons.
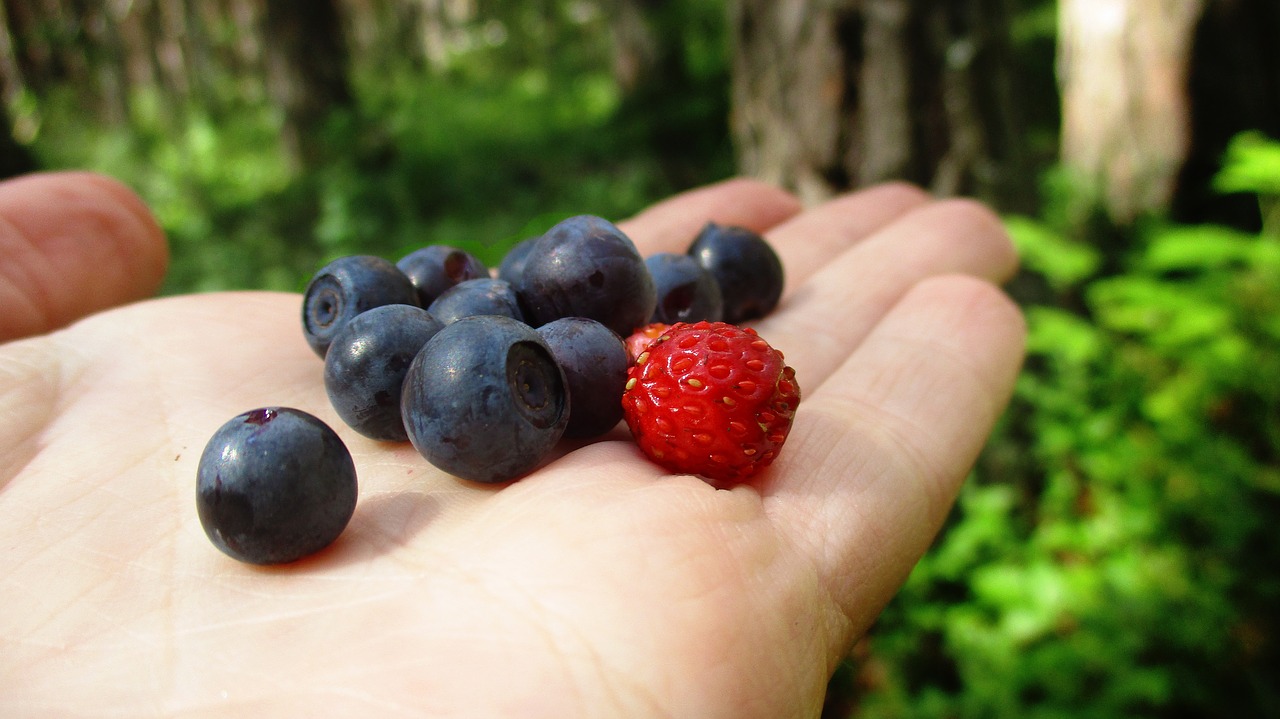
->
324;304;445;442
396;245;489;307
688;222;784;323
426;278;524;325
644;253;724;324
302;255;420;358
196;407;358;565
516;215;656;337
536;317;629;438
401;315;568;483
497;235;539;287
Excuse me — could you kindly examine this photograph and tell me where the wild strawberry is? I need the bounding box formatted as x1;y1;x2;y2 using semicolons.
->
624;322;670;363
621;321;800;484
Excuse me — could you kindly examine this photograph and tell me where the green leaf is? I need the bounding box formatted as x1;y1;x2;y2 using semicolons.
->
1213;131;1280;196
1087;277;1233;346
1025;306;1102;364
1141;225;1257;273
1004;215;1101;292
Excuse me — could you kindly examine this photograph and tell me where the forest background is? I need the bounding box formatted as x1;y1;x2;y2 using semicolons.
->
3;1;1280;716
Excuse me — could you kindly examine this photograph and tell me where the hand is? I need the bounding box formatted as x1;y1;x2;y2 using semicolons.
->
0;172;1024;717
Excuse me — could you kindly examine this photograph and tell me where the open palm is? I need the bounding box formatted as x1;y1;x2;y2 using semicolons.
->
0;173;1024;717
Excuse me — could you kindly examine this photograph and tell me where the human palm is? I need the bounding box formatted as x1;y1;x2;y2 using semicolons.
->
0;173;1024;717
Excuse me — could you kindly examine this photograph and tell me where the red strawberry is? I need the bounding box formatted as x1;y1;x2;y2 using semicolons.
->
621;321;800;484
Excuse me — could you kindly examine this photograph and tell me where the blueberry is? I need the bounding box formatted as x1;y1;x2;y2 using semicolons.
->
688;222;784;323
644;253;724;324
196;407;358;565
396;245;489;307
537;317;629;438
324;304;445;441
426;278;524;325
402;315;568;483
302;255;420;358
497;235;539;287
516;215;656;337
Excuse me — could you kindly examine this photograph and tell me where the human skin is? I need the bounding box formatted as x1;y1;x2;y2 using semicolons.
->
0;172;1024;718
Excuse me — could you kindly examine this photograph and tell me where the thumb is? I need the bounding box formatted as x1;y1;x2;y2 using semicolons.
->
0;171;168;341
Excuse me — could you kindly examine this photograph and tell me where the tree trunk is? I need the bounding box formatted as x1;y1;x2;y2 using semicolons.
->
261;0;354;170
604;0;660;94
0;8;36;179
1058;0;1207;224
0;0;26;102
729;0;1026;208
1173;0;1280;228
418;0;450;71
0;87;38;179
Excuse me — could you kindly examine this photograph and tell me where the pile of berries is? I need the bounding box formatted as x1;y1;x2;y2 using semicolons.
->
196;216;799;564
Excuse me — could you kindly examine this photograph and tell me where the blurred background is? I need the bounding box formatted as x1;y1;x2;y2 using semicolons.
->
3;0;1279;716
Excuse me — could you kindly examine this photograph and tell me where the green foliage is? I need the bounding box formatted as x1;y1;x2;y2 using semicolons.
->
848;135;1280;718
23;3;733;295
1215;131;1280;238
21;4;1280;715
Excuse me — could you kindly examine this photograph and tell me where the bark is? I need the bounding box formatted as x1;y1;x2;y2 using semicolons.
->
419;0;450;71
1058;0;1207;224
729;0;844;204
0;0;25;102
729;0;1025;207
0;80;38;178
604;0;660;94
1174;0;1280;227
262;0;354;169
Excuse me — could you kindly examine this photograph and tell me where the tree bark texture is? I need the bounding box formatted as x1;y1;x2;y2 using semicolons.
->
603;0;661;94
262;0;354;169
729;0;1026;207
1058;0;1207;224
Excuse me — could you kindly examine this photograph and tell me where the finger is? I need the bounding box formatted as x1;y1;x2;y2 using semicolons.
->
0;171;169;342
756;198;1019;386
764;181;933;290
764;274;1026;633
618;177;803;255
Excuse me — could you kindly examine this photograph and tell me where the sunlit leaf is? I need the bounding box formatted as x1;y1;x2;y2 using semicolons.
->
1005;215;1101;291
1214;131;1280;196
1141;225;1257;273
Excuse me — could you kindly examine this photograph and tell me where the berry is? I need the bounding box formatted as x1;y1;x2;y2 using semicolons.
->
401;315;569;483
397;245;489;307
516;215;656;337
196;407;358;564
536;317;629;438
427;277;524;325
688;222;784;324
645;252;724;324
302;255;420;358
324;304;445;441
497;235;539;287
621;321;800;484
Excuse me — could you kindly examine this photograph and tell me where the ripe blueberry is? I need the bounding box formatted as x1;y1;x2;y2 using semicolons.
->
196;407;358;565
688;222;784;323
302;255;420;358
497;235;539;287
396;245;489;308
516;215;656;337
427;278;524;325
324;304;445;441
644;253;724;324
536;317;629;438
401;315;569;483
